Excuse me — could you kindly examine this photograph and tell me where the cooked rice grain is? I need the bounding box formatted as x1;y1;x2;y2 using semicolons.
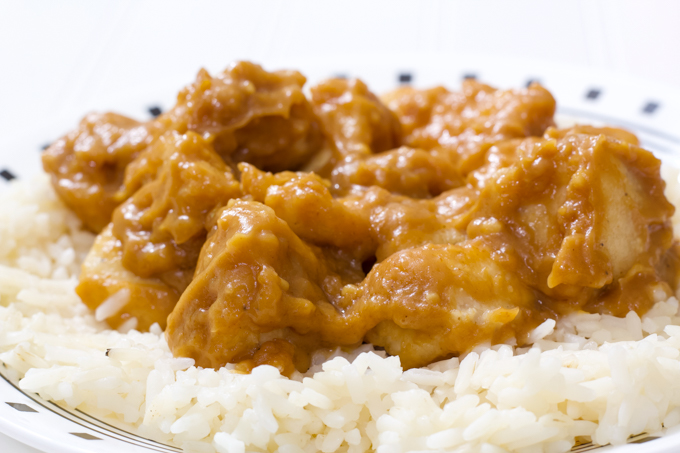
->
3;174;680;452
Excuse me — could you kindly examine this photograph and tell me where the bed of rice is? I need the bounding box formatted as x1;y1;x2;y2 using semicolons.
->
3;172;680;453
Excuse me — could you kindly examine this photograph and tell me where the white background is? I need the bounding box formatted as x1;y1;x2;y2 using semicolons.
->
2;0;680;145
1;1;679;451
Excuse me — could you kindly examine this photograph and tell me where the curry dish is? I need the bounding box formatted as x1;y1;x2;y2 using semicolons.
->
42;61;680;375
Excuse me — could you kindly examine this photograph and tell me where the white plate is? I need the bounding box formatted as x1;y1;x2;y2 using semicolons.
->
1;56;680;453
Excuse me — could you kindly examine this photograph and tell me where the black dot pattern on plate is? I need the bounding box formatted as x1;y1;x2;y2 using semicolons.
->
463;73;477;80
70;432;101;440
148;106;162;117
0;169;16;181
526;79;539;87
585;88;601;100
41;143;51;151
643;101;659;114
398;73;412;83
6;402;37;412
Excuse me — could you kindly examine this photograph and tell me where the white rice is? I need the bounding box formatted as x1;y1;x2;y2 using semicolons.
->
95;288;131;322
3;173;680;452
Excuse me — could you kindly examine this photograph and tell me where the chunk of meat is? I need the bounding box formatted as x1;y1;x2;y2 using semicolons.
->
547;125;640;145
381;80;556;175
43;63;324;234
240;162;475;261
235;339;297;376
79;132;241;329
365;185;477;261
239;163;376;256
331;146;464;198
166;201;357;370
166;61;324;171
466;138;530;188
358;238;537;368
307;78;402;174
468;127;640;189
42;113;164;232
166;201;536;372
462;130;675;314
77;225;184;331
113;131;241;278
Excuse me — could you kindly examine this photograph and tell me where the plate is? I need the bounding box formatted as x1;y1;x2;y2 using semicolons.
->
1;56;680;453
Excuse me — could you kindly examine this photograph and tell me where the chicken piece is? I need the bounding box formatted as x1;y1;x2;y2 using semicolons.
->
238;162;304;202
467;138;530;188
166;61;323;172
331;146;464;198
366;185;477;261
78;132;241;329
547;125;640;145
166;200;537;373
166;201;359;370
42;113;164;232
462;129;675;314
77;225;183;331
356;238;537;368
44;62;324;234
240;163;474;262
239;163;376;257
306;78;402;174
235;339;298;376
381;80;556;175
113;131;241;278
327;80;553;197
243;160;475;260
468;127;640;189
166;166;479;371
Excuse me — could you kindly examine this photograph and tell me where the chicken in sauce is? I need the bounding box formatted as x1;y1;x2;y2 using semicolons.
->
43;61;680;375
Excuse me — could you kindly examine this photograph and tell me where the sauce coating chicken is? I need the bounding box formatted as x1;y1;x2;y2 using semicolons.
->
381;81;557;175
44;62;679;376
42;113;164;232
42;62;323;233
77;131;241;330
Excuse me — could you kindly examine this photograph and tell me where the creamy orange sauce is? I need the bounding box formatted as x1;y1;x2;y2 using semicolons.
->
42;61;679;376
